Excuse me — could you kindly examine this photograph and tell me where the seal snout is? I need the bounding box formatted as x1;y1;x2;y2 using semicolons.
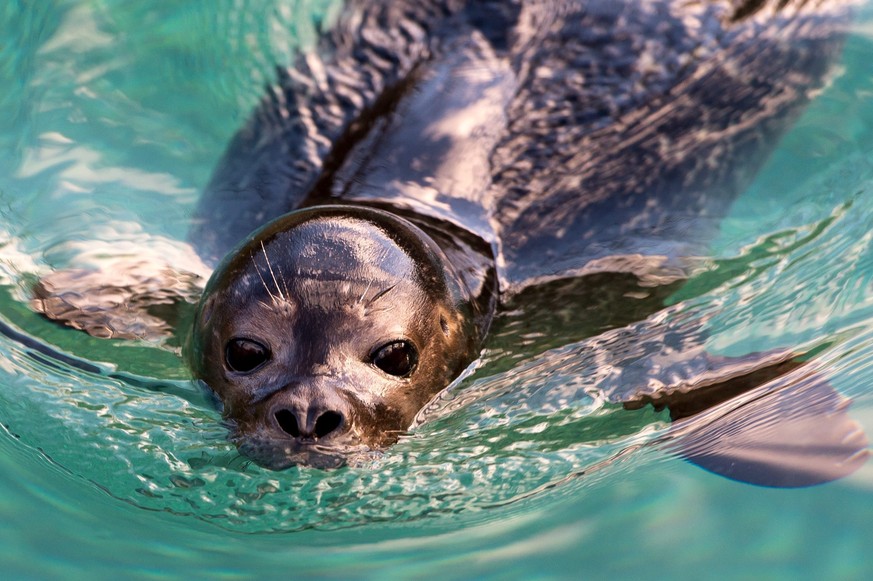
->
273;407;345;440
267;390;350;443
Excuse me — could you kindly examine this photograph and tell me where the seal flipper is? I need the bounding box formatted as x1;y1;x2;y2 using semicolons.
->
31;237;209;342
623;352;869;487
32;270;197;341
662;370;869;488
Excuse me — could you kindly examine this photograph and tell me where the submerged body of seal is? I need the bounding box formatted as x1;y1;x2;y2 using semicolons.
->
34;0;869;482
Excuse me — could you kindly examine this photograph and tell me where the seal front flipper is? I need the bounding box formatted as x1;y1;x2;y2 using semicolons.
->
32;236;210;342
620;349;870;487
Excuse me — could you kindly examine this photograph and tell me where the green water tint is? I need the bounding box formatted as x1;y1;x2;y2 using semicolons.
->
0;269;675;532
1;0;873;575
0;224;859;533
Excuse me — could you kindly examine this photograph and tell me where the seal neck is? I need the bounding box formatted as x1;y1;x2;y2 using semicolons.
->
404;212;498;346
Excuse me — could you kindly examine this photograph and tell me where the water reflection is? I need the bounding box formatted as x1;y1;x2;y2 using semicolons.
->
0;0;870;533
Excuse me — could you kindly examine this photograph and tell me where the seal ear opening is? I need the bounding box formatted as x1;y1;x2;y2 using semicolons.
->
440;315;450;336
437;305;470;345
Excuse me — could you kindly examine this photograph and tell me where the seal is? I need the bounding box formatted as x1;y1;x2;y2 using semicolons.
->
33;0;868;483
188;206;494;468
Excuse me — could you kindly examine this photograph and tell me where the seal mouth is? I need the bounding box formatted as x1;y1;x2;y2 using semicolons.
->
237;438;347;470
237;435;366;470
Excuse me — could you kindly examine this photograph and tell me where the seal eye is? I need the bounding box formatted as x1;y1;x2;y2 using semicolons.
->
225;338;270;373
371;341;418;377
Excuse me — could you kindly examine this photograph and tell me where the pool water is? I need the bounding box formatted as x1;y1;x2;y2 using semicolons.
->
2;1;873;578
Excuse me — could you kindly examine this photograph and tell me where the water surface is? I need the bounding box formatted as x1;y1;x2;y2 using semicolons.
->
1;1;872;578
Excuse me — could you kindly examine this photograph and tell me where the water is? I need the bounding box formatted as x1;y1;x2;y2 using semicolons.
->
2;0;873;578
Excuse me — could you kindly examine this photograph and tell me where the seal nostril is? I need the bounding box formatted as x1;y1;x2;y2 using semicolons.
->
274;409;300;437
314;411;343;439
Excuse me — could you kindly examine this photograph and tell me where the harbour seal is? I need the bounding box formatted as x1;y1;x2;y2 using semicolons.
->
188;206;493;467
33;0;868;483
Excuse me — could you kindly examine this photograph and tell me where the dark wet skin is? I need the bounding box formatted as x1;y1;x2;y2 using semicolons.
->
32;0;868;483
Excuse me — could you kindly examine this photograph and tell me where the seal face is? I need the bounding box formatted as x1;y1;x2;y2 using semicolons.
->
189;206;483;468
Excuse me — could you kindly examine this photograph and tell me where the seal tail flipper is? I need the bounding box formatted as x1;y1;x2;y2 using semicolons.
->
658;365;870;488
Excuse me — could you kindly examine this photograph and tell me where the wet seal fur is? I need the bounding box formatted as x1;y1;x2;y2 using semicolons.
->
33;0;869;484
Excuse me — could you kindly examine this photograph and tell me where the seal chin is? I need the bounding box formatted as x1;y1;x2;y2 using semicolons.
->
237;436;362;470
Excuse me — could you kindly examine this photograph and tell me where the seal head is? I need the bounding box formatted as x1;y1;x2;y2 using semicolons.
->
188;205;485;469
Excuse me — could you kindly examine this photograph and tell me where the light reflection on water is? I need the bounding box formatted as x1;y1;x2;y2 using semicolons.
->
0;0;872;576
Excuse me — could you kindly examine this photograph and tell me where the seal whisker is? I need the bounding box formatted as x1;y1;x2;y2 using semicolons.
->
251;250;281;304
367;285;396;307
260;241;286;303
358;279;373;304
363;304;392;315
276;263;293;303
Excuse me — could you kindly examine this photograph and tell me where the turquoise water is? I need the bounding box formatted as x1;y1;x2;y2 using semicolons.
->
2;1;873;578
